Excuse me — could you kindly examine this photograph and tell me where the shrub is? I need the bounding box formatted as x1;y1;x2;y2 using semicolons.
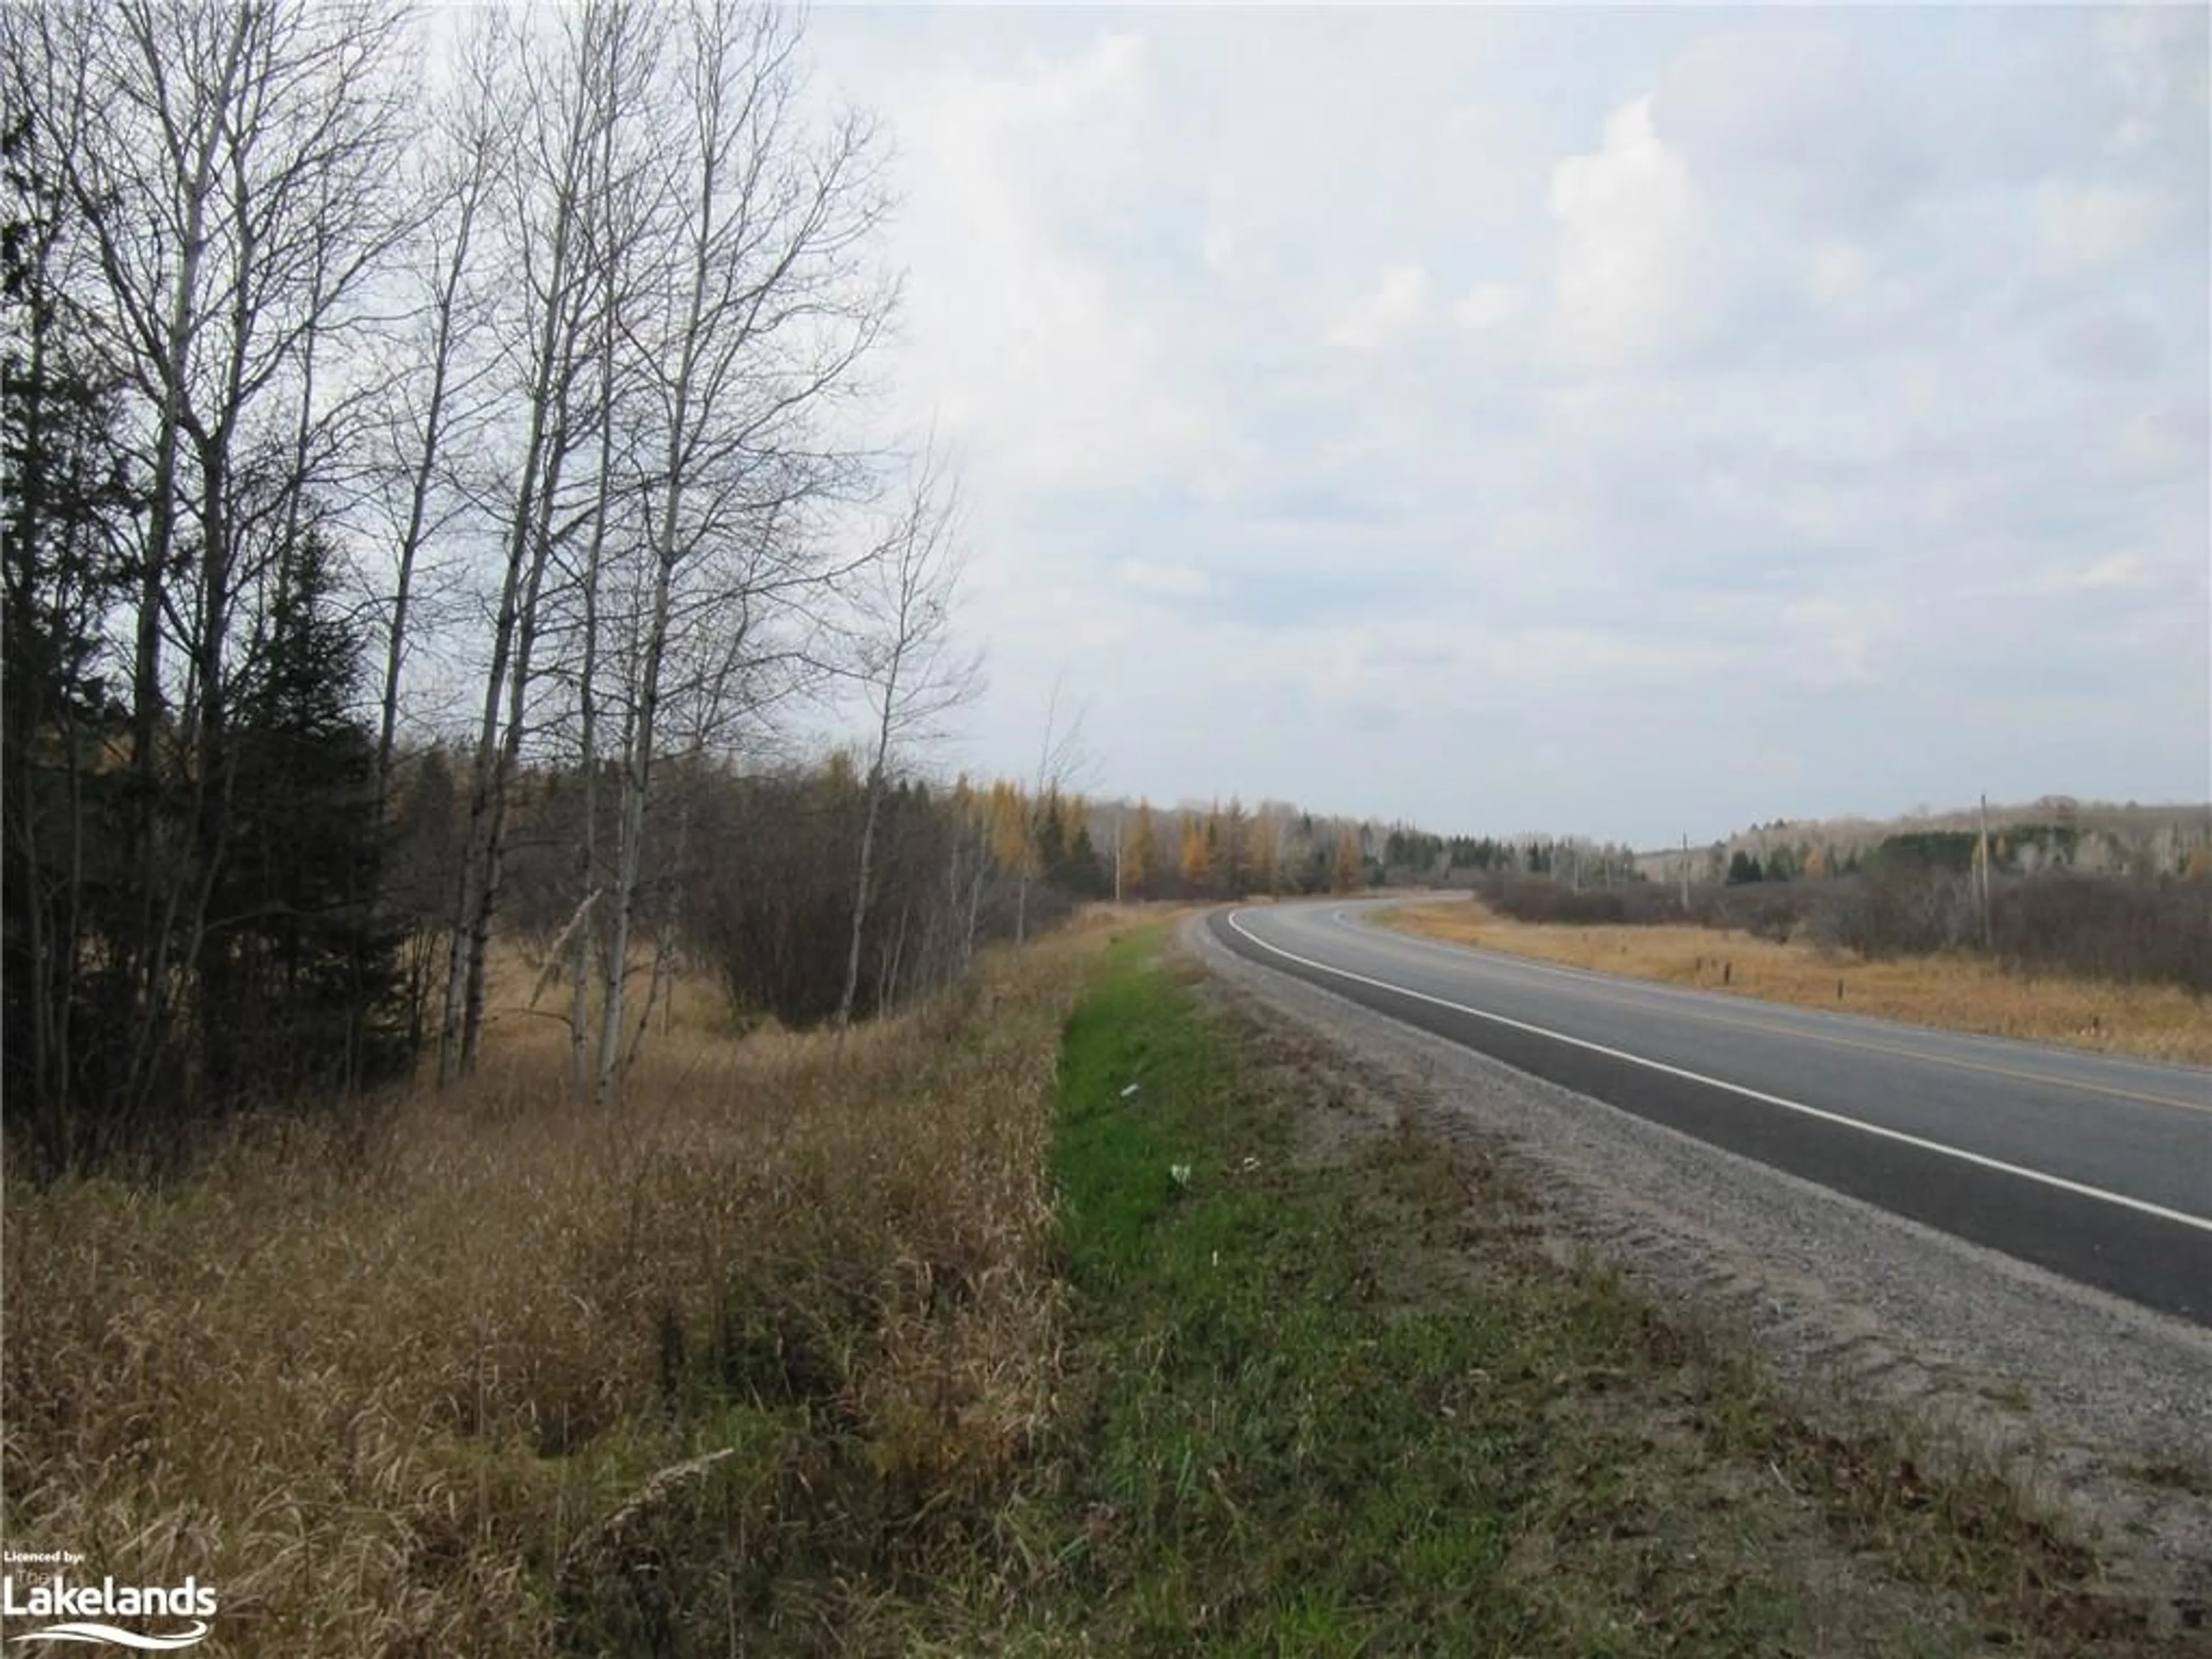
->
1811;866;1977;959
1714;882;1820;944
1477;874;1638;927
1990;874;2212;994
1475;866;2209;995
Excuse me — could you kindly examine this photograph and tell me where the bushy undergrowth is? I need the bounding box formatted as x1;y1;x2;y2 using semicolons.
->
1;925;1111;1657
1473;870;2211;994
1987;874;2212;992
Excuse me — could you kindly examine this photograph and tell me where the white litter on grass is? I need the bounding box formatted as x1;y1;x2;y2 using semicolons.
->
1170;1163;1192;1187
1120;1083;1141;1099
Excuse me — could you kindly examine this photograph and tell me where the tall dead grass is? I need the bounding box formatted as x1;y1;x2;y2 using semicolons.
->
2;919;1123;1656
1386;902;2212;1066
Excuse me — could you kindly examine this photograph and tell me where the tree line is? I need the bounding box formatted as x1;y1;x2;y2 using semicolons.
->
998;799;1641;901
1656;805;2212;891
1471;854;2211;996
1;1;987;1171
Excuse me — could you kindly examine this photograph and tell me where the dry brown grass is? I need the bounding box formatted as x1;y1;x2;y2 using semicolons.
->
1385;902;2212;1067
2;915;1132;1657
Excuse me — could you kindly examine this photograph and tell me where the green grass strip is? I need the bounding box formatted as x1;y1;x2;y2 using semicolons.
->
1038;934;1811;1658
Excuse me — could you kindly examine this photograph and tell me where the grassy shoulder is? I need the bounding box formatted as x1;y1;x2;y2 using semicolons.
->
1016;937;2174;1657
1381;899;2212;1066
3;919;2180;1657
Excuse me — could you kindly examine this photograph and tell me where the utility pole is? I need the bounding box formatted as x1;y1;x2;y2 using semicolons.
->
1680;832;1691;914
1113;807;1124;905
1978;792;1994;952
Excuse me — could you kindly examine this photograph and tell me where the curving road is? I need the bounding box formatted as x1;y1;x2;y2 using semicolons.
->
1211;897;2212;1327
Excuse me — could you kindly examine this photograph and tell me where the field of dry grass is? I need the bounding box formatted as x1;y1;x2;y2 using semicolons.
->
1384;902;2212;1067
2;916;1134;1656
11;904;2190;1655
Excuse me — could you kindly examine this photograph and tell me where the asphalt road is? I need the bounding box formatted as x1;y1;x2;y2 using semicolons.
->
1210;897;2212;1327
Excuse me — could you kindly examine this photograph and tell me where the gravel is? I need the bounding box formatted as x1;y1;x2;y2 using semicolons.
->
1181;911;2212;1632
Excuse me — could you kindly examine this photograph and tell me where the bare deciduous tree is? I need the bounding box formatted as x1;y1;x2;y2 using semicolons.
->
442;1;663;1081
372;21;506;821
5;0;956;1158
836;453;979;1028
25;0;416;1112
590;0;895;1101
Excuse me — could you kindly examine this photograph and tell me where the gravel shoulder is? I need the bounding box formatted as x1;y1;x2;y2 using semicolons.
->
1181;910;2212;1638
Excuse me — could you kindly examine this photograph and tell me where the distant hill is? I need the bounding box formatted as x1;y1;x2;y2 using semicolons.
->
1635;799;2212;885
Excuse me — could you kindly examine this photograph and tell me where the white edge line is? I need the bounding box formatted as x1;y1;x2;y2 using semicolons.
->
1347;906;2212;1113
1350;899;2212;1091
1224;909;2212;1236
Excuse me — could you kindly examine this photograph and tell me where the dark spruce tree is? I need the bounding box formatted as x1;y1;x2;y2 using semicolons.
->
1726;851;1766;885
3;103;144;1172
203;523;414;1101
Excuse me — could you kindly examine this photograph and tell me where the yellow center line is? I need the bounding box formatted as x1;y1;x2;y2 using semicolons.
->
1356;915;2212;1118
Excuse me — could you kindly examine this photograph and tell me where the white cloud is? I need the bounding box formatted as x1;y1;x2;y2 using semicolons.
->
2076;554;2149;591
2098;405;2206;484
1781;598;1892;688
1478;627;1742;688
1200;218;1237;274
1804;241;1871;309
2037;180;2173;268
1547;97;1700;366
2044;310;2162;382
2023;551;2175;599
880;29;1219;502
1327;264;1433;351
805;8;2209;842
2093;8;2204;156
1656;24;1930;233
1451;281;1528;333
1118;559;1215;600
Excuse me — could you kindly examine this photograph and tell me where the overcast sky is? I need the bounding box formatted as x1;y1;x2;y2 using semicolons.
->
806;6;2209;849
